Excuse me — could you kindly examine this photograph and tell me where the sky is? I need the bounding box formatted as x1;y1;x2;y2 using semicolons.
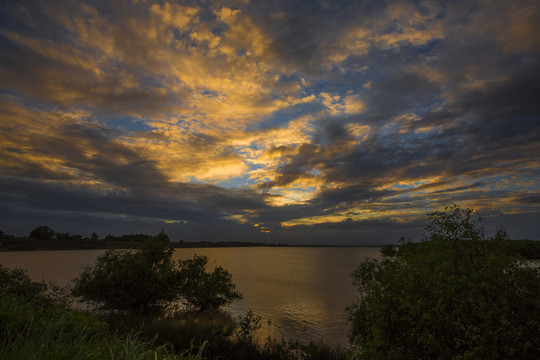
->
0;0;539;244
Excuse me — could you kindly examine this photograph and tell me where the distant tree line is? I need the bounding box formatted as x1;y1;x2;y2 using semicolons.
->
0;226;144;251
1;224;540;256
0;226;290;251
104;233;154;242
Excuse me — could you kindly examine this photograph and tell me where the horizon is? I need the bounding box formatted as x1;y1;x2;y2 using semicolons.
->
1;0;539;245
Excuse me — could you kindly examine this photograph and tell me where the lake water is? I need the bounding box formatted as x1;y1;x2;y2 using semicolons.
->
0;247;381;345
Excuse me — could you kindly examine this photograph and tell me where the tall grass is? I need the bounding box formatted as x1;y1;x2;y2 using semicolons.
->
1;264;349;360
0;281;204;360
105;309;351;360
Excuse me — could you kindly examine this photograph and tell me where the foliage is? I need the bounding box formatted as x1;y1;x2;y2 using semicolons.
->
29;225;55;240
0;265;48;300
236;310;262;346
262;337;351;360
0;264;203;360
178;254;242;311
72;231;182;314
105;233;155;242
107;308;350;360
380;244;398;257
73;234;243;315
498;239;540;259
347;204;540;359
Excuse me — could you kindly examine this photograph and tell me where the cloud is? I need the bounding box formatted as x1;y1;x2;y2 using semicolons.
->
0;0;539;243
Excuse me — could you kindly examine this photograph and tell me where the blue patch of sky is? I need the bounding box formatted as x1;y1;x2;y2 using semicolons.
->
201;89;219;97
277;73;303;85
185;172;254;189
246;101;324;132
0;90;58;112
100;114;154;133
215;173;255;188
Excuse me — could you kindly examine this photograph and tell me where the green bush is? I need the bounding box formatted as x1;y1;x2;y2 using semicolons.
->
0;263;204;360
72;232;242;314
0;265;48;300
178;254;242;311
347;205;540;359
72;231;182;314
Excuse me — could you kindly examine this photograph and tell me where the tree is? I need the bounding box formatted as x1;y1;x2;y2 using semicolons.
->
55;232;71;241
29;226;55;240
178;254;242;311
72;231;181;314
0;265;48;301
348;204;540;359
72;232;242;314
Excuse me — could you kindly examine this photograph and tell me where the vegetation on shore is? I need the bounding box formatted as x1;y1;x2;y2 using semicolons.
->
0;227;289;251
1;262;348;360
348;205;540;359
72;231;242;314
1;230;348;359
0;265;204;360
1;204;539;359
2;224;539;257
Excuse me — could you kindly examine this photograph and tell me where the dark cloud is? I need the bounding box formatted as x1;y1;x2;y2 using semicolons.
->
285;216;425;232
0;0;539;243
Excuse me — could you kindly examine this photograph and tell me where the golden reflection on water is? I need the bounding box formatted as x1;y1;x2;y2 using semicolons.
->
173;247;382;345
0;249;105;287
0;247;381;345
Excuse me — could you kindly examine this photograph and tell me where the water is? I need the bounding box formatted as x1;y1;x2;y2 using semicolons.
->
0;247;381;345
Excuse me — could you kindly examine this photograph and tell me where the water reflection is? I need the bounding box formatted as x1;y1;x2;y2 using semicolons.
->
172;247;381;345
0;247;381;345
0;249;104;287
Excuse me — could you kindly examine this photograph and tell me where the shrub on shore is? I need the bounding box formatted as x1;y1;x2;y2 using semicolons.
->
72;231;241;314
348;205;540;359
106;309;351;360
0;264;204;360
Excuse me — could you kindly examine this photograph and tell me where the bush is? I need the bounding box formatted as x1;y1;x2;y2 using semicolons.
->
72;231;182;314
0;264;204;360
178;254;242;311
29;225;55;240
0;265;48;300
72;233;242;315
347;205;540;359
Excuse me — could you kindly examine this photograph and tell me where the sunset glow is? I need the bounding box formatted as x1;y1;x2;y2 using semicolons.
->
1;0;539;244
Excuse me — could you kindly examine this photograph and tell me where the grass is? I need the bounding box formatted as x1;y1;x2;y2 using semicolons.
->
0;262;205;360
104;309;352;360
1;262;350;360
0;295;207;360
1;285;350;360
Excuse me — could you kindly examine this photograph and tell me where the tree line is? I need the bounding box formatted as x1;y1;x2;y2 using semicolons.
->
0;227;289;251
1;205;539;359
0;225;156;243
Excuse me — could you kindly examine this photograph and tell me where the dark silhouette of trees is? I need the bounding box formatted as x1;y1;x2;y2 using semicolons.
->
29;226;55;240
104;233;154;242
347;204;540;359
72;231;242;314
72;231;180;314
0;265;48;301
178;254;242;311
